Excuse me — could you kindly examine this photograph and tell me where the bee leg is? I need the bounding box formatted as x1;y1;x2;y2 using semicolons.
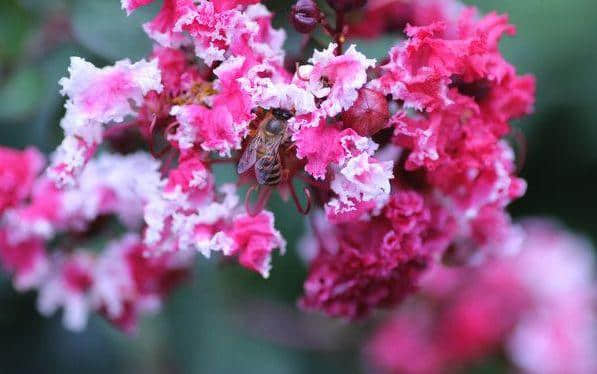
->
284;143;296;153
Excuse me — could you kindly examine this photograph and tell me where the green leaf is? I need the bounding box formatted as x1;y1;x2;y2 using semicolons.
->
72;0;157;61
0;67;44;121
0;0;33;63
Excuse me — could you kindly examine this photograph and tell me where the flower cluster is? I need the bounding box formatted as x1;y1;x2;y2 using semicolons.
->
0;0;535;329
366;219;597;374
299;0;534;318
0;148;192;332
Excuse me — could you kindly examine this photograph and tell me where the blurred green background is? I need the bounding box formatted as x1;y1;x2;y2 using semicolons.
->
0;0;596;373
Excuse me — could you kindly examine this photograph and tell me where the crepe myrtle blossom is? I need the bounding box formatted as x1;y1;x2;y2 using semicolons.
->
366;219;597;374
348;0;465;39
0;151;195;332
295;43;376;117
297;0;533;318
0;0;536;331
0;146;44;214
49;57;163;187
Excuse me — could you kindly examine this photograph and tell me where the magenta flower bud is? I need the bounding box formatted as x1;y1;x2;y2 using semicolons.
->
290;0;321;34
325;0;366;13
342;88;390;136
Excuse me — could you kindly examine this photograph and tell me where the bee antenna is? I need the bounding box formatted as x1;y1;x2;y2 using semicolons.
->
289;182;311;215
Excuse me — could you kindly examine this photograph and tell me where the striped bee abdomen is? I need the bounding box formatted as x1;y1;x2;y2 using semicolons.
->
255;154;282;186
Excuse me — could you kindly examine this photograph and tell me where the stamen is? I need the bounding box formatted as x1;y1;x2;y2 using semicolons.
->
148;114;160;157
309;214;325;246
296;173;331;191
149;113;158;134
149;116;176;159
151;142;172;159
165;120;179;135
160;149;177;174
289;182;312;215
245;185;273;217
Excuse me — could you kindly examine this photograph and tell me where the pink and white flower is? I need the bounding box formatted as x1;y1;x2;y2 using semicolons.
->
366;219;597;374
0;146;44;213
298;43;376;117
49;57;162;186
0;0;539;332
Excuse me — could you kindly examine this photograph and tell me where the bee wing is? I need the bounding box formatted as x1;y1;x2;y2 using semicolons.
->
254;156;275;185
237;137;260;174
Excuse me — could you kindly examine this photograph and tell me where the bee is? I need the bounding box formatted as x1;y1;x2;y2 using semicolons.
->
237;108;293;186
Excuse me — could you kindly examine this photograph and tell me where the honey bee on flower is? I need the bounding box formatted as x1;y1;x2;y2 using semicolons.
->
237;108;294;186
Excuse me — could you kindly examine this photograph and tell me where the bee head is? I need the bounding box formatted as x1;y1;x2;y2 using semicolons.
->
272;108;293;121
265;119;285;135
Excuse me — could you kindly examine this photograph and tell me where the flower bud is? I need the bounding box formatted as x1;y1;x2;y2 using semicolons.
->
325;0;366;13
290;0;321;34
341;88;389;136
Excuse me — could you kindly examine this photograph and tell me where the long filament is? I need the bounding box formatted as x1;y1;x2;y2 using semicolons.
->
245;185;273;217
289;182;312;215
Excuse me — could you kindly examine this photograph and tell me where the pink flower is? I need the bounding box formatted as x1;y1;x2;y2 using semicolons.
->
299;43;376;116
170;104;241;156
0;146;44;213
164;150;213;201
348;0;464;39
94;235;191;333
372;22;460;112
143;181;237;255
142;0;199;48
347;0;414;38
293;120;348;180
59;57;162;133
0;0;538;332
508;304;597;374
224;211;286;278
121;0;154;15
0;230;48;291
366;219;597;374
300;190;436;319
299;214;429;319
37;252;95;331
152;45;202;95
212;56;255;125
327;153;394;220
0;150;182;332
6;179;63;240
212;0;260;12
50;57;162;186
